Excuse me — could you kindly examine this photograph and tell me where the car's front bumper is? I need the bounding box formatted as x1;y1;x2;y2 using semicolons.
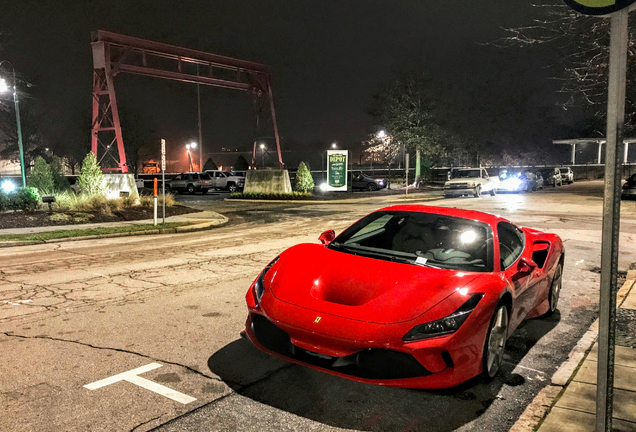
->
242;289;493;389
444;187;476;197
622;188;636;198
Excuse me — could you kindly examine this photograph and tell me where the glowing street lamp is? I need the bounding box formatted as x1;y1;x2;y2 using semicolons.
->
0;61;26;187
185;143;195;172
331;142;337;149
377;130;386;138
260;143;266;168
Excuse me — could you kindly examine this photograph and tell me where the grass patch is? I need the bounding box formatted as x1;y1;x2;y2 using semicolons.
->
0;222;197;243
229;192;314;200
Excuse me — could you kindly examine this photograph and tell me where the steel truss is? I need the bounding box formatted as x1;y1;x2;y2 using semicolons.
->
91;30;284;172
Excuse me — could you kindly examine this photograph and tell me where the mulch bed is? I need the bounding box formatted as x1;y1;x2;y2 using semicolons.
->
0;205;201;230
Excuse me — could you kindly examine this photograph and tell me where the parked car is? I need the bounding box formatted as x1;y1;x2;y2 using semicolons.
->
498;170;542;193
622;173;636;199
168;172;212;194
242;205;564;388
444;168;499;198
558;166;574;184
205;170;245;192
352;173;387;191
536;168;562;187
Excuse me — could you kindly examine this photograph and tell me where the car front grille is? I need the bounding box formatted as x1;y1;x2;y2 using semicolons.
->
250;313;431;380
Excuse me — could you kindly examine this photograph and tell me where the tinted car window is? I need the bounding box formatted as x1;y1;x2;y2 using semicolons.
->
451;170;481;179
200;173;212;180
498;222;525;270
173;175;182;181
332;211;494;272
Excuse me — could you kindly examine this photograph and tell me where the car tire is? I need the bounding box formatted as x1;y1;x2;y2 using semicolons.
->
187;184;195;194
490;187;497;196
482;304;509;380
545;262;563;316
474;186;481;198
228;183;238;193
367;183;378;191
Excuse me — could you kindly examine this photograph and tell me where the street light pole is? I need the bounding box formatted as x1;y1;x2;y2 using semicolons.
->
260;143;265;168
0;61;26;187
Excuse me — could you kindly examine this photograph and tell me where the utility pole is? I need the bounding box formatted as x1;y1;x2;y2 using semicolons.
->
196;64;203;172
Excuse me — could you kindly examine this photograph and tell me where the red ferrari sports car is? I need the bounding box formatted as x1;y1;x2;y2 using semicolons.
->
242;205;564;389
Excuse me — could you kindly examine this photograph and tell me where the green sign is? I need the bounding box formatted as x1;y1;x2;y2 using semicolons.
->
326;150;348;191
564;0;636;15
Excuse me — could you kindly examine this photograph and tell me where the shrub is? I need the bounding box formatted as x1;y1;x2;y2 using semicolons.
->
28;156;55;194
233;155;250;170
229;192;313;200
7;187;40;212
203;158;218;171
294;161;314;192
139;193;177;207
50;156;70;192
78;152;107;196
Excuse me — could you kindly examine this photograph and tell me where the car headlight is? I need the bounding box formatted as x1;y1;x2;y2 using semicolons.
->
444;182;451;187
402;294;484;341
467;182;476;187
253;256;280;303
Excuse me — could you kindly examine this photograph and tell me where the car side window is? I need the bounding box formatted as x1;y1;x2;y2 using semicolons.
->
482;169;488;179
173;175;182;181
498;222;525;270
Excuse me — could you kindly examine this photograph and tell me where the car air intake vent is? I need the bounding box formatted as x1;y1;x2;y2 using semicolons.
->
250;313;431;380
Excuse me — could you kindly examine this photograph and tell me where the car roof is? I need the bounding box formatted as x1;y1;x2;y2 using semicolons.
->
375;204;510;227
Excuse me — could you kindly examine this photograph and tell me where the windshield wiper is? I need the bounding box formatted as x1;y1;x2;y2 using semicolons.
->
331;243;438;268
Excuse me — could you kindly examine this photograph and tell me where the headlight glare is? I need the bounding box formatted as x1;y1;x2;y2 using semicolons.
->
403;294;484;341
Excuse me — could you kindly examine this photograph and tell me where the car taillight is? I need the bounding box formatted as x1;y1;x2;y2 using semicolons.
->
624;183;630;189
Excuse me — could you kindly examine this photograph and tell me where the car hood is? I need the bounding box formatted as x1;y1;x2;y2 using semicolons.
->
268;244;480;324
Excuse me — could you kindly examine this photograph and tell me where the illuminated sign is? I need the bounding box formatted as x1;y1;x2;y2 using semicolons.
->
563;0;636;15
325;150;348;191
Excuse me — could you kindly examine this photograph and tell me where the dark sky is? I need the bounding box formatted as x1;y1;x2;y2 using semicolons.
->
0;0;578;168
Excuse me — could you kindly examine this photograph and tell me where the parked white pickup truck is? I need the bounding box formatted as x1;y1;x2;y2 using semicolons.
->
444;168;499;198
205;170;245;192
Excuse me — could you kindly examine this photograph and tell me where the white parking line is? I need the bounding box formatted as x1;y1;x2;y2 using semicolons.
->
84;362;196;404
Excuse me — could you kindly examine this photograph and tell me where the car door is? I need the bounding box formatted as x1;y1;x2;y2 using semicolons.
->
171;174;183;190
352;174;364;189
498;221;534;333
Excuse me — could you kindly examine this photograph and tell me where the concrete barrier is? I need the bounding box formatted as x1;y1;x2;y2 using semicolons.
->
103;174;140;199
243;170;292;194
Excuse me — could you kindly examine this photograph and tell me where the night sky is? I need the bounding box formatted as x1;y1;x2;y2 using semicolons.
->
0;0;580;169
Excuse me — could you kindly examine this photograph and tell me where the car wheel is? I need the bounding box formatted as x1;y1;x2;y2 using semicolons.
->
187;184;195;194
546;263;563;316
228;183;238;193
367;183;378;191
490;187;497;196
474;185;481;198
483;304;509;380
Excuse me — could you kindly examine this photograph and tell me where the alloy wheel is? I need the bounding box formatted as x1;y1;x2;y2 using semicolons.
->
549;264;562;314
485;305;508;378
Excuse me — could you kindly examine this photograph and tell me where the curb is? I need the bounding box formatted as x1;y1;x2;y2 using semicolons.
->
509;277;636;432
0;217;229;248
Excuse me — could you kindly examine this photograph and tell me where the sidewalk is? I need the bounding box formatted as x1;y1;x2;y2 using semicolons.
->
512;271;636;432
0;210;228;245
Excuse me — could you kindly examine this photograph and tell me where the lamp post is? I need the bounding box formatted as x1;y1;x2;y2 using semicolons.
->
186;142;196;172
260;143;266;168
0;61;26;187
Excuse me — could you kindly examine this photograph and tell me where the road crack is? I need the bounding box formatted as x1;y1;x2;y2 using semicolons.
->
130;414;163;432
2;332;222;382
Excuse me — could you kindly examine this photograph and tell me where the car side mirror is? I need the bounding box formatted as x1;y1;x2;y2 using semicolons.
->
319;229;336;245
517;256;537;274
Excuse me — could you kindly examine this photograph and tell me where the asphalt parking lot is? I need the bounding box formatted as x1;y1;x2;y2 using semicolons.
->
1;180;635;432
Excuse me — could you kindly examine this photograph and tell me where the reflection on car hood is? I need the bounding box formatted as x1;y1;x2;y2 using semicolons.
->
269;244;480;324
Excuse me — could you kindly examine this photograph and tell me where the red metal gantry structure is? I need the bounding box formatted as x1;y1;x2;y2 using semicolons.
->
90;30;284;173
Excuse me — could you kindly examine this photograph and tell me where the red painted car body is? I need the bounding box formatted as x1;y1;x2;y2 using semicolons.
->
242;205;564;389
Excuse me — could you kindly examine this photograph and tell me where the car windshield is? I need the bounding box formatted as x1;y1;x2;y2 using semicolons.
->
451;170;480;179
537;169;552;176
330;211;494;272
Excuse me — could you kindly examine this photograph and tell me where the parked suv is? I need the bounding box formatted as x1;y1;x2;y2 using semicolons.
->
205;170;245;192
537;168;563;187
558;166;574;184
168;172;212;194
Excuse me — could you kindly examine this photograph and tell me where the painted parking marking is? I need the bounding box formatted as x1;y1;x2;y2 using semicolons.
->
84;362;196;404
